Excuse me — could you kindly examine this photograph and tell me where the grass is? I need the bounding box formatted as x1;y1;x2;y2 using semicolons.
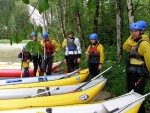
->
0;39;30;44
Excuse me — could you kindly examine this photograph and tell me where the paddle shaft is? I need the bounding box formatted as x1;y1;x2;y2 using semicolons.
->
36;51;40;76
109;93;149;113
63;68;81;78
43;44;46;75
21;51;23;78
73;66;112;92
30;87;59;97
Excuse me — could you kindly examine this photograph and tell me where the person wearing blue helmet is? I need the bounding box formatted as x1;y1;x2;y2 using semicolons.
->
86;33;104;79
41;32;60;75
123;21;149;52
30;32;42;76
18;45;32;77
123;22;150;113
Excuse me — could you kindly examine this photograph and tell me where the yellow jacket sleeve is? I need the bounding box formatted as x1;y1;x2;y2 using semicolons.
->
97;44;104;64
86;44;104;64
138;41;150;72
62;39;67;49
123;36;137;52
123;35;150;53
52;40;60;52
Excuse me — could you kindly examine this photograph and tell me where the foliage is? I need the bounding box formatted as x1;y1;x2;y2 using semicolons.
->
1;0;150;110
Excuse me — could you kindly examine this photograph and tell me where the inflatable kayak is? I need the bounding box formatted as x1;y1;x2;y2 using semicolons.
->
0;61;62;77
0;76;106;99
0;90;147;113
0;62;34;69
0;69;89;89
0;76;106;110
0;73;70;86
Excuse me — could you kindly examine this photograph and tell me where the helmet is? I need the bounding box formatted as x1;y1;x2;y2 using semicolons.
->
89;33;98;40
67;31;74;35
136;20;148;29
129;22;143;31
31;32;37;37
42;32;48;38
23;45;26;49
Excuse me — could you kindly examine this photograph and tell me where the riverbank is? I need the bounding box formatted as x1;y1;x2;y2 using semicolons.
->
0;39;30;43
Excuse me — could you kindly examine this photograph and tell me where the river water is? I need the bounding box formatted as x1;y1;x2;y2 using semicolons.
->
0;43;24;62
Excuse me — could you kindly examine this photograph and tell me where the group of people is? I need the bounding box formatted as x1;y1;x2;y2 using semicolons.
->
18;32;60;77
18;30;105;80
18;20;150;113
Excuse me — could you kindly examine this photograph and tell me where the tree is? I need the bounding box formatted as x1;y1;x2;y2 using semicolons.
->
116;0;122;62
126;0;134;23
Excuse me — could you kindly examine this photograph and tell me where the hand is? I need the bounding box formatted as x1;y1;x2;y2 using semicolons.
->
64;59;67;64
26;60;30;63
98;64;102;70
52;52;55;56
77;58;81;63
85;51;90;56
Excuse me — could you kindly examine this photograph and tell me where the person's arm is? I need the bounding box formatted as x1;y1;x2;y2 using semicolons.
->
98;44;104;64
52;40;60;53
18;52;22;58
123;36;137;52
74;38;81;58
138;41;150;72
62;39;67;49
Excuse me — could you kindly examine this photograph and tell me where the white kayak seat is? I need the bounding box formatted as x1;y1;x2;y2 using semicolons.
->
101;91;144;112
80;76;106;91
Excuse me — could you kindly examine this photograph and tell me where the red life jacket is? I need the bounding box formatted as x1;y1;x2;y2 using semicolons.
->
44;41;54;53
88;45;100;64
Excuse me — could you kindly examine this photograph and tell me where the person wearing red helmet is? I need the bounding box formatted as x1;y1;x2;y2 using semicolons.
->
86;33;104;79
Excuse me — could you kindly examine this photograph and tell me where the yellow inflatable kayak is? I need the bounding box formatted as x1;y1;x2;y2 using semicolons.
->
0;76;106;110
0;90;147;113
0;69;89;89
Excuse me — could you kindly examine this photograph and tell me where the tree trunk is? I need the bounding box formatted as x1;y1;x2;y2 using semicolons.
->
100;0;105;43
75;1;87;48
63;0;67;29
116;0;122;62
57;0;65;38
94;0;100;33
126;0;134;24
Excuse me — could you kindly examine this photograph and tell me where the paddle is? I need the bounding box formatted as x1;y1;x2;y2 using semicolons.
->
61;68;81;79
21;51;23;78
43;43;46;76
28;87;59;98
36;51;40;77
109;92;150;113
69;66;112;93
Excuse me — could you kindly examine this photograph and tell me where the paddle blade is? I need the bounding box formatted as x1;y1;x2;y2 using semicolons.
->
21;72;23;78
44;72;46;76
36;69;39;76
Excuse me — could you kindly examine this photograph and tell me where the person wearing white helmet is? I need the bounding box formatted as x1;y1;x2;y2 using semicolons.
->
18;45;32;77
86;33;104;80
